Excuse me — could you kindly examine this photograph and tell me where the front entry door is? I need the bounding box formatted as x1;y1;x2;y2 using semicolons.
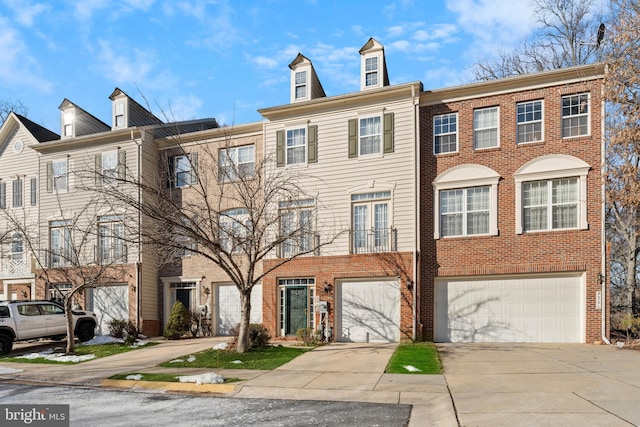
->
285;287;307;335
176;289;192;311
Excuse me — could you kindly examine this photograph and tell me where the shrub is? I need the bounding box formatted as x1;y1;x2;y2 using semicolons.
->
123;321;140;346
620;313;640;342
228;323;272;350
107;319;129;339
296;328;321;346
164;301;189;340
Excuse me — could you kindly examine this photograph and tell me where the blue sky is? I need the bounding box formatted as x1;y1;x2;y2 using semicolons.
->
0;0;604;133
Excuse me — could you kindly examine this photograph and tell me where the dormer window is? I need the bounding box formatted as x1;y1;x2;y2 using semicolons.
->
295;71;307;100
114;102;125;128
365;57;378;87
63;111;74;137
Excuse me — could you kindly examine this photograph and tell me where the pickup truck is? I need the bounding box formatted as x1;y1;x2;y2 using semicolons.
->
0;300;97;355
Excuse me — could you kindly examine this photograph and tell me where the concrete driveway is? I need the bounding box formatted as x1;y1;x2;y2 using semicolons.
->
438;343;640;427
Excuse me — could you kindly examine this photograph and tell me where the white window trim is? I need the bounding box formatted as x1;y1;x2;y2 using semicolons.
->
433;112;459;155
219;145;255;181
358;114;383;157
360;52;383;90
561;92;591;139
514;154;590;234
473;106;500;150
516;99;544;144
285;125;307;167
290;65;311;103
161;276;205;328
114;101;126;129
433;164;500;239
52;158;69;193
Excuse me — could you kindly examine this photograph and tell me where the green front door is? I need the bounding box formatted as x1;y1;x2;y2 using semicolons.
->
285;287;308;335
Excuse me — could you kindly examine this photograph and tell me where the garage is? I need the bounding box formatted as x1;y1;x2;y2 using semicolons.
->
337;279;400;343
91;285;129;335
435;275;584;343
215;284;263;335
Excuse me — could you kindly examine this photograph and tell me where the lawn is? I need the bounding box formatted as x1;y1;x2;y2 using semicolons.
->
159;345;311;370
0;342;157;364
385;342;442;374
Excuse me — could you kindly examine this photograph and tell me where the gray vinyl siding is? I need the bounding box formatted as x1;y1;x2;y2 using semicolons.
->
263;95;417;255
128;99;163;127
73;108;110;137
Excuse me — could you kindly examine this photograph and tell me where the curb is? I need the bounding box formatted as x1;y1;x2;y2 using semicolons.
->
100;379;237;394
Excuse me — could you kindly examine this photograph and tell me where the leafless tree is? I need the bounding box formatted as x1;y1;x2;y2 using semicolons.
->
471;0;605;80
0;99;28;126
93;127;341;353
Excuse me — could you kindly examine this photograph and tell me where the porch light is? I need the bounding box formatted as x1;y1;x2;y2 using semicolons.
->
323;281;333;293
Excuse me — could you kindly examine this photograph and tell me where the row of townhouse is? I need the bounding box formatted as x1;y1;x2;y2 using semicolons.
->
0;38;608;343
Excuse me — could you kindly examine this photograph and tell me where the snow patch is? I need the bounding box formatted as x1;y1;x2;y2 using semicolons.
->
81;335;124;345
212;342;228;350
0;365;23;374
17;352;96;363
169;359;184;363
125;374;144;380
187;355;196;362
177;372;225;385
403;365;421;372
230;360;243;364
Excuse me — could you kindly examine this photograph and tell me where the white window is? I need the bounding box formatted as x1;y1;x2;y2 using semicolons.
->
286;128;306;165
279;199;315;258
365;57;378;87
12;177;22;208
102;151;118;184
63;111;73;137
440;187;490;237
219;145;255;181
351;191;392;253
49;220;72;267
114;102;125;128
170;153;197;188
474;107;499;149
359;116;381;156
98;215;126;264
522;178;578;231
434;113;458;154
562;93;589;138
53;160;67;191
514;154;589;234
11;232;23;262
220;208;250;254
294;71;307;100
517;100;543;143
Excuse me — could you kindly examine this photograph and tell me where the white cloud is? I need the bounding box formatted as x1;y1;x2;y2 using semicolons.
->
2;0;51;27
252;56;279;70
96;40;158;84
165;93;203;121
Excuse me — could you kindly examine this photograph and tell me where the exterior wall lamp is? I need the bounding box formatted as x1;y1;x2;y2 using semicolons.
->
323;281;333;293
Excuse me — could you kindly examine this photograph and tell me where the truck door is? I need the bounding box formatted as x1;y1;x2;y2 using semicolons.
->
15;303;47;340
40;303;67;336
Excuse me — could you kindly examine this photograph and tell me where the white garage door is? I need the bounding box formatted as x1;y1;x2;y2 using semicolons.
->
436;275;583;343
215;284;263;336
338;280;400;343
92;285;129;335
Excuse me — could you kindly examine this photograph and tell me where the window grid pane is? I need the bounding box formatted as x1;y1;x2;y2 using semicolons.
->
562;93;589;137
286;128;306;165
434;113;457;154
517;101;543;143
359;116;381;155
474;107;498;149
440;190;463;237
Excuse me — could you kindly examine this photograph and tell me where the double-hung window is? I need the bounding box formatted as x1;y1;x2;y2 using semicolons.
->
365;57;378;87
294;71;307;100
102;151;118;184
286;128;306;165
517;100;543;143
279;199;315;258
220;208;250;254
50;159;68;192
219;145;255;181
169;153;197;188
277;126;318;167
562;93;589;137
348;113;394;158
114;102;125;128
523;178;578;231
12;177;22;208
351;191;392;253
440;187;490;237
49;220;73;267
97;215;126;264
474;107;499;149
359;116;381;156
434;113;457;154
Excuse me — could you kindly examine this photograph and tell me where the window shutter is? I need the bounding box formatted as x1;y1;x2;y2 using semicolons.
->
276;130;285;167
166;156;174;188
383;112;394;154
46;161;53;193
190;152;198;184
348;119;358;158
95;154;102;186
118;150;126;180
0;182;5;209
308;125;318;164
30;177;37;206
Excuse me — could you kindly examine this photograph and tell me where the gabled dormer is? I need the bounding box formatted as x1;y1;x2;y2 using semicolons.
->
58;99;110;139
289;53;326;103
359;38;389;91
109;88;163;129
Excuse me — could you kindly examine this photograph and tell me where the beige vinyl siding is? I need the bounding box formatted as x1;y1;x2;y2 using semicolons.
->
264;96;417;256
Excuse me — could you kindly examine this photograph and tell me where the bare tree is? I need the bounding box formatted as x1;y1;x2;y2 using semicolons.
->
471;0;604;80
603;0;640;316
94;128;341;353
0;99;28;125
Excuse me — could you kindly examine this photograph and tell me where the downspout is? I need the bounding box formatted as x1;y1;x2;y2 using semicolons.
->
134;128;142;331
412;83;420;342
600;77;610;345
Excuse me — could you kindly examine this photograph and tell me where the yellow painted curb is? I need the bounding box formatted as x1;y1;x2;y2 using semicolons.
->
100;379;236;394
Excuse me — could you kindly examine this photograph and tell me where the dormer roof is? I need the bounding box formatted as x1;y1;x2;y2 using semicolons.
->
109;87;163;129
58;99;110;138
288;53;326;103
359;37;389;90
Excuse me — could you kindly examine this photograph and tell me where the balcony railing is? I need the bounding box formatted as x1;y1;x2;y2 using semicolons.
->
277;233;320;258
94;244;128;264
350;227;397;254
0;256;33;276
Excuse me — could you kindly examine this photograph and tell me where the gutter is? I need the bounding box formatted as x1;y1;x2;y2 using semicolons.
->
412;84;420;342
600;78;610;345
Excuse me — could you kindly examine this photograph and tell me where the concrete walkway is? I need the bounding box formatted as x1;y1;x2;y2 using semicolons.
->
438;343;640;427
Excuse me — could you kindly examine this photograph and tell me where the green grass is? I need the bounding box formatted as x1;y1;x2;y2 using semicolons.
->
385;342;442;374
0;342;158;364
159;345;311;370
109;372;241;383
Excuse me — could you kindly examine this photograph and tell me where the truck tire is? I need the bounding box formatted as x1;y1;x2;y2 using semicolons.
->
76;322;95;342
0;334;13;355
